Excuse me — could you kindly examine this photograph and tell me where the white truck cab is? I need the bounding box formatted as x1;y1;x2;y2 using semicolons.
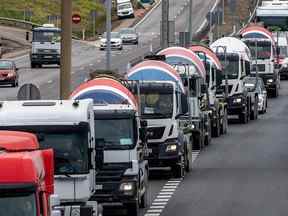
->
117;0;135;18
71;76;148;216
30;24;61;68
0;100;100;216
211;37;253;123
127;59;192;178
240;25;280;97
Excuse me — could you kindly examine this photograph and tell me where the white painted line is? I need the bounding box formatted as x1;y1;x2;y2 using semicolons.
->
154;199;169;202
145;214;160;216
47;80;53;84
144;214;160;216
165;183;179;186
161;189;176;192
150;206;165;209
147;210;163;213
152;202;167;206
159;192;173;195
157;195;172;199
163;186;178;189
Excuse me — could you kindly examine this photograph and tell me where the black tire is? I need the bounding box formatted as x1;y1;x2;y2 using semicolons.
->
220;109;228;134
212;118;220;138
185;146;191;172
126;202;139;216
272;88;278;98
31;63;36;68
139;191;147;209
239;105;248;124
172;156;185;178
250;97;258;120
192;134;201;150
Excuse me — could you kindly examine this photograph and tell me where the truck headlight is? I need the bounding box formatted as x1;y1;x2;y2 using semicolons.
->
267;79;273;83
166;144;177;152
232;98;242;104
119;182;135;195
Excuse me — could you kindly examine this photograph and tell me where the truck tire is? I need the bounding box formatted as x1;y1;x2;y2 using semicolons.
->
212;118;220;137
239;104;248;124
250;97;258;120
220;109;228;135
127;201;139;216
140;192;147;208
172;156;185;178
272;88;278;98
31;63;36;68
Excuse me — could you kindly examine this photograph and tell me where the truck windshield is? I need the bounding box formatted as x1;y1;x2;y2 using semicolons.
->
245;41;272;60
0;125;89;175
257;16;288;31
0;192;36;216
94;118;136;150
140;91;173;119
0;61;13;70
33;30;61;43
220;59;239;79
118;3;132;10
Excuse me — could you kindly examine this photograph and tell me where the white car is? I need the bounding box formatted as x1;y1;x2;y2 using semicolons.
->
100;32;123;51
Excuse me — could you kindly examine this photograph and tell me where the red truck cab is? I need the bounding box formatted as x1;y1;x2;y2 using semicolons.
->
0;131;59;216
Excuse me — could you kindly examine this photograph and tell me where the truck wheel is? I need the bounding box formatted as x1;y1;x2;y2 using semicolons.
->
212;118;220;137
220;109;228;134
192;134;201;150
239;105;248;124
172;156;185;178
31;63;36;68
185;147;191;172
140;191;147;208
127;202;139;216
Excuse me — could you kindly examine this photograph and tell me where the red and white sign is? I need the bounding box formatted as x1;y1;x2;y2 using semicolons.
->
72;14;81;24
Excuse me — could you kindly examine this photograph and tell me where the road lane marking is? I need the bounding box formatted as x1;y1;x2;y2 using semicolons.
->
145;150;201;216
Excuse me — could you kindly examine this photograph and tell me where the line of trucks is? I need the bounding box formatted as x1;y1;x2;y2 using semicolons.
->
0;22;281;216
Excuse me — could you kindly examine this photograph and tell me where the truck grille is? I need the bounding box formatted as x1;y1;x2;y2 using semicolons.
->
147;127;165;140
95;162;132;194
37;49;58;54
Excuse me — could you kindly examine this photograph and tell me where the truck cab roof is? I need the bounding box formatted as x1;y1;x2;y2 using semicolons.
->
0;100;93;126
0;131;44;185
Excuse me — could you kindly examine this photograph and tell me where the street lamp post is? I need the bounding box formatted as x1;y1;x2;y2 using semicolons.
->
222;0;225;24
188;0;193;45
60;0;72;99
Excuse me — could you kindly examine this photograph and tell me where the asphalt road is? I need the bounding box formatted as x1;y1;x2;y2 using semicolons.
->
154;81;288;216
0;0;216;100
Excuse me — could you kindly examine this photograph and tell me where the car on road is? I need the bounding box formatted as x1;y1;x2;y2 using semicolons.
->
0;60;19;87
279;57;288;79
119;28;139;44
100;32;123;51
244;76;268;114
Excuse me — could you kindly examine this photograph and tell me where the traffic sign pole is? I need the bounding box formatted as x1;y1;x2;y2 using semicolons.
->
60;0;72;99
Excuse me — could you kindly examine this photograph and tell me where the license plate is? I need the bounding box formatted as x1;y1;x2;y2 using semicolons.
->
44;56;53;59
95;184;103;190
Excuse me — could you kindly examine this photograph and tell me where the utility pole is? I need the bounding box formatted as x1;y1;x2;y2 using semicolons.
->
60;0;72;99
222;0;225;24
188;0;193;45
106;0;112;70
161;0;169;49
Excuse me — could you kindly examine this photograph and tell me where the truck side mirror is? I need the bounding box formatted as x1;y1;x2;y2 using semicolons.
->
139;128;147;144
181;93;188;115
277;47;280;56
216;70;223;87
140;119;148;128
201;84;207;94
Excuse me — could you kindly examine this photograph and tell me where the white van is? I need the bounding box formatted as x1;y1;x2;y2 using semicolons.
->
117;0;135;18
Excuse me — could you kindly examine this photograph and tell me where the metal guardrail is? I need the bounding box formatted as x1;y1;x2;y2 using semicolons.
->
0;17;41;30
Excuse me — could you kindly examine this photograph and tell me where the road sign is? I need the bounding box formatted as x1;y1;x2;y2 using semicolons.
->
72;14;81;24
17;84;41;100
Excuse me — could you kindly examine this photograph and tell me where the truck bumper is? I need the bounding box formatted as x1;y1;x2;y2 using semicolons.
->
31;54;60;65
145;142;181;168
